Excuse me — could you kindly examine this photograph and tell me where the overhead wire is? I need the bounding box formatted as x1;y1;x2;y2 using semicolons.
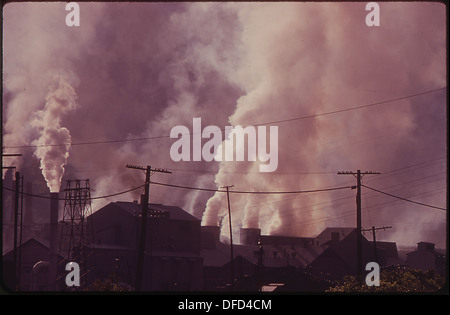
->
362;184;446;211
378;156;446;176
2;180;353;201
3;160;444;221
150;180;353;194
224;169;446;230
246;179;446;227
3;86;446;150
255;185;446;235
362;187;446;212
252;87;446;127
56;154;446;178
2;185;145;201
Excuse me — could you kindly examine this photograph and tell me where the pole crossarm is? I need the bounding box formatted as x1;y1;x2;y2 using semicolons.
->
337;171;380;175
126;164;172;174
361;226;392;233
125;164;146;171
361;226;392;264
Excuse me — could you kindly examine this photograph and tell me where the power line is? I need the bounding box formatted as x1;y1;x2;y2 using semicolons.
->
361;187;446;213
0;180;354;202
3;174;445;212
151;181;219;193
90;185;145;200
3;87;446;150
365;173;446;194
253;87;446;127
380;156;446;176
247;184;446;227
150;180;353;194
167;168;337;175
2;185;145;201
233;186;353;194
72;155;446;178
258;190;356;215
362;184;446;211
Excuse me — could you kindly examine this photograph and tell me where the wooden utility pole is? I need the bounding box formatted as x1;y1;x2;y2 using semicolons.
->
362;225;392;264
13;171;21;290
221;185;235;290
256;239;264;292
126;164;171;291
337;170;380;283
2;153;22;290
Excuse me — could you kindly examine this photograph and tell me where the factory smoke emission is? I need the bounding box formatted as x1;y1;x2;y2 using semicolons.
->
2;2;447;251
33;77;77;193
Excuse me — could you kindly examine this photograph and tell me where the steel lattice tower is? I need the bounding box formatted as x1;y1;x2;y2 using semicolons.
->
58;179;94;289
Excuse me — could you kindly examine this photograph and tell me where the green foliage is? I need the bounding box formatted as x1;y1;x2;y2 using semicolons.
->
86;274;131;292
326;267;446;293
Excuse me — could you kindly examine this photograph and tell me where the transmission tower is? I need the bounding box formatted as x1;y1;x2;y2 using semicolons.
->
58;179;94;289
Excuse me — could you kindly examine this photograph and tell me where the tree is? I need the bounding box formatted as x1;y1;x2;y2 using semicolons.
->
326;267;446;293
86;274;131;292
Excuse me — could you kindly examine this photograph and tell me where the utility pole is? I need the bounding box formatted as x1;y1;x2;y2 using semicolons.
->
362;225;392;264
256;238;264;292
337;170;380;283
13;171;22;290
221;185;235;290
126;164;171;291
18;174;24;290
3;153;22;290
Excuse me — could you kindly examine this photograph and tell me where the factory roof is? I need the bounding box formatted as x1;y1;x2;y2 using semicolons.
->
201;241;324;268
103;201;200;222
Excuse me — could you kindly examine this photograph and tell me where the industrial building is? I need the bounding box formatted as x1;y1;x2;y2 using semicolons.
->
86;201;203;291
2;195;444;292
406;242;446;275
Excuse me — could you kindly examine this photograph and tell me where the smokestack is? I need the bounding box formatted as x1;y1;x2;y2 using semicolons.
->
49;192;59;290
201;225;221;249
240;228;261;245
24;181;33;226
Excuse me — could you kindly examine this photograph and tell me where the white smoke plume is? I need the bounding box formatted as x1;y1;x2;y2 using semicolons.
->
200;2;447;245
32;76;77;192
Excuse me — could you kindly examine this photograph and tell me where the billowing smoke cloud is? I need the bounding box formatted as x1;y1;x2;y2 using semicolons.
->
32;76;77;192
2;2;446;249
2;2;99;182
200;2;446;246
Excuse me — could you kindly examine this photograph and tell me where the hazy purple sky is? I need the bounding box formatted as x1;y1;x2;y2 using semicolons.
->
2;2;447;248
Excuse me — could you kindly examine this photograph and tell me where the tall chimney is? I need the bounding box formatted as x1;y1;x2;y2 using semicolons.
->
240;228;261;245
49;192;59;290
201;226;220;249
24;181;33;226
